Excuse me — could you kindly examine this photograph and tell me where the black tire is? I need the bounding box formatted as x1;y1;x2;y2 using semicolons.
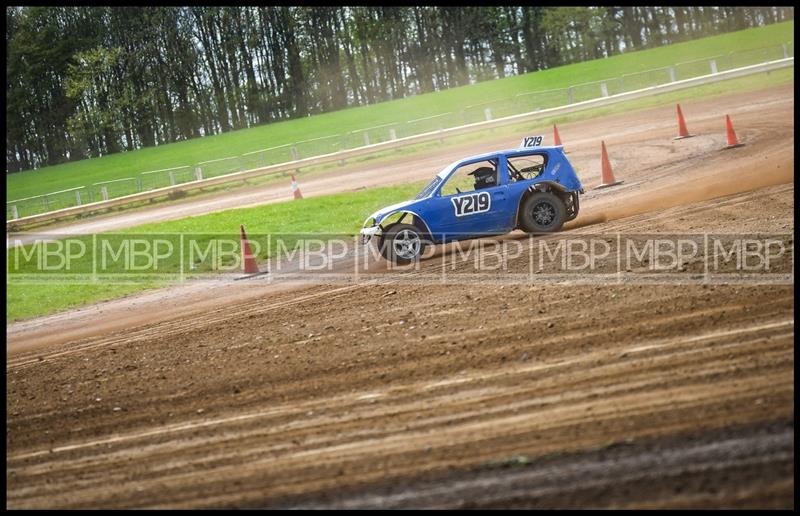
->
519;191;567;233
378;223;429;264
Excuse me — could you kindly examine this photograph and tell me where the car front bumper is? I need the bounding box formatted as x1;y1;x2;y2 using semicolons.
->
359;225;381;245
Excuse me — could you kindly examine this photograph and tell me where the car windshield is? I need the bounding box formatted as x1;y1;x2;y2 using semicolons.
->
416;176;442;199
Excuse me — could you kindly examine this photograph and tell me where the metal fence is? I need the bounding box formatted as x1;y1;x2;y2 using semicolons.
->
7;42;794;221
139;166;195;191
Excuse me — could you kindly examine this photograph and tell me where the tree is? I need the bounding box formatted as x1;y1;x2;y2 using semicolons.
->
7;6;793;173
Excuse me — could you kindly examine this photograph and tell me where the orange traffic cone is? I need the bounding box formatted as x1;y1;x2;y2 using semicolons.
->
553;124;563;146
724;115;744;149
240;224;260;274
554;124;569;153
595;141;623;189
673;104;693;140
291;174;303;199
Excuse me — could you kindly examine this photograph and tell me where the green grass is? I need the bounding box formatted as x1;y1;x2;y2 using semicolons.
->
7;21;793;203
7;282;159;323
128;183;424;235
7;182;423;322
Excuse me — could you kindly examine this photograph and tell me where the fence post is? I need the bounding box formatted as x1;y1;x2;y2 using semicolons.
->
710;59;718;74
168;171;176;186
75;190;82;206
101;186;109;201
600;82;609;98
195;167;203;181
484;108;492;121
782;43;789;59
43;195;50;211
290;146;299;161
11;204;19;220
567;86;574;104
668;66;676;83
363;131;370;147
389;128;397;140
137;178;143;192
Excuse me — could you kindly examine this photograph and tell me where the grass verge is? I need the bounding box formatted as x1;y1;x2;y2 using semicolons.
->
7;182;423;322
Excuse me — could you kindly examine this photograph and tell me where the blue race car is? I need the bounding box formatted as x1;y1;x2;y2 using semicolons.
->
360;137;584;264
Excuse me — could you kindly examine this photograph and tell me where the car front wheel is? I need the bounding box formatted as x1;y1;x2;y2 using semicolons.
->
378;223;428;264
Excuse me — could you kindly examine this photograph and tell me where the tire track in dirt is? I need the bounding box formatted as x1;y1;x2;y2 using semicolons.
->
6;284;369;369
9;317;792;463
7;311;793;507
280;421;793;509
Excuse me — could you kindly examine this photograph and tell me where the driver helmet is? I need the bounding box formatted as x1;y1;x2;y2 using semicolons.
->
470;166;497;189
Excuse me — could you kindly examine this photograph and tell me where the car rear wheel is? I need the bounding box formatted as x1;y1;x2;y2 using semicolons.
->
519;192;567;233
378;223;429;264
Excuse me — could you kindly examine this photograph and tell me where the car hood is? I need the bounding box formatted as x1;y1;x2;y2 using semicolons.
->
369;199;421;224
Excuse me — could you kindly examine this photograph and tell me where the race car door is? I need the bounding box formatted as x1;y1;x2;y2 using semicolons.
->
423;157;512;240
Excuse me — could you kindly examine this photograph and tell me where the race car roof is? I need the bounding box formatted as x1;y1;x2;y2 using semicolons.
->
468;145;565;161
436;145;565;179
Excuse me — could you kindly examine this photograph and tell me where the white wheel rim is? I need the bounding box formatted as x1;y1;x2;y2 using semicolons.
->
393;229;421;259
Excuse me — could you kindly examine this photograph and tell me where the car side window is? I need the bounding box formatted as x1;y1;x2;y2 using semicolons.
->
507;154;547;181
440;159;497;197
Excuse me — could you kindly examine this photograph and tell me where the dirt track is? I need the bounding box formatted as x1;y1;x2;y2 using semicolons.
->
6;84;795;508
277;420;794;509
